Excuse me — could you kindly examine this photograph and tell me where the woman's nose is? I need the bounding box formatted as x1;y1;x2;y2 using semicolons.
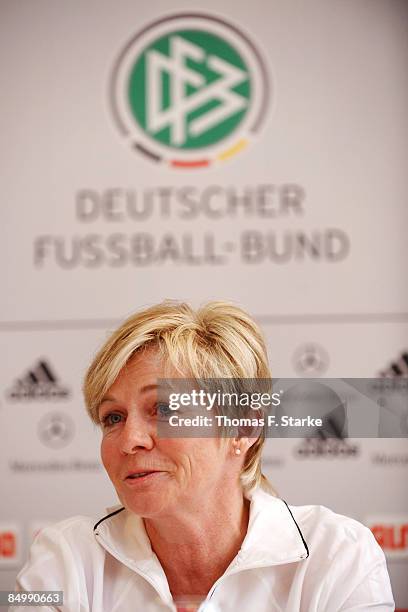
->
119;416;154;455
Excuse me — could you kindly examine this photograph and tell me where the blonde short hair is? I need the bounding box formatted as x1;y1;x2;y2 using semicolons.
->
83;301;275;495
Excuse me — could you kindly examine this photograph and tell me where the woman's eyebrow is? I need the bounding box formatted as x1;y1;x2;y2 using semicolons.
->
100;384;158;404
140;384;159;394
100;395;115;404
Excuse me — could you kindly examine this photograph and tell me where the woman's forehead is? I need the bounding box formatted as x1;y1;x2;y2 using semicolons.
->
110;348;186;392
125;346;162;373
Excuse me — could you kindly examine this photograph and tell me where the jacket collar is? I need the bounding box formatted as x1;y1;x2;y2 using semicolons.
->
94;487;308;575
237;488;309;566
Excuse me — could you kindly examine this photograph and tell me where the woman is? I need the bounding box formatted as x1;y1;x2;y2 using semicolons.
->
14;301;394;611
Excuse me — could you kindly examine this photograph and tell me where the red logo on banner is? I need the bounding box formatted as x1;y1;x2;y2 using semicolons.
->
366;517;408;559
0;531;16;558
372;523;408;551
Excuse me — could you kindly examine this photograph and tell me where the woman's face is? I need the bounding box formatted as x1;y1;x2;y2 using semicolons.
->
99;348;237;518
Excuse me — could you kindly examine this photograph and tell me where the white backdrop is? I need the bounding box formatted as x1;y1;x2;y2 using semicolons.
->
1;0;407;607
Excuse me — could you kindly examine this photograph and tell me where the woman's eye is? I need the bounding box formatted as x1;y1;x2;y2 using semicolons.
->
156;403;171;419
102;413;123;427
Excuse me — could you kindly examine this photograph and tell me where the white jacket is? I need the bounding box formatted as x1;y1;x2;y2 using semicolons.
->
14;488;394;611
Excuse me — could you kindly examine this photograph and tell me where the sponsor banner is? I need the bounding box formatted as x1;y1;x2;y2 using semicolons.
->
293;437;359;459
0;524;21;568
366;516;408;560
110;13;270;168
371;452;408;467
37;412;75;449
379;351;408;378
6;359;70;402
1;3;406;321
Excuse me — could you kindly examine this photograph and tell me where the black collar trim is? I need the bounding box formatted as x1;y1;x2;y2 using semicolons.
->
282;499;310;559
92;500;310;561
93;507;125;531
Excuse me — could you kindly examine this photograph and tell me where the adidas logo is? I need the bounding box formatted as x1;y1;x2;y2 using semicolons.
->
379;351;408;377
6;360;70;401
294;436;359;459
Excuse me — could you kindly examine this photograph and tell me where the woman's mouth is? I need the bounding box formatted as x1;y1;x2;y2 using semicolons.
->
124;471;164;484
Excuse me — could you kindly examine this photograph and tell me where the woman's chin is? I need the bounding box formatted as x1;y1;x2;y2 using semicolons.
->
118;481;173;517
124;495;170;518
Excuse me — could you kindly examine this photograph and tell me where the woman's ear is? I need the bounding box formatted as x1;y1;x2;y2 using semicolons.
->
234;422;263;455
236;412;263;447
